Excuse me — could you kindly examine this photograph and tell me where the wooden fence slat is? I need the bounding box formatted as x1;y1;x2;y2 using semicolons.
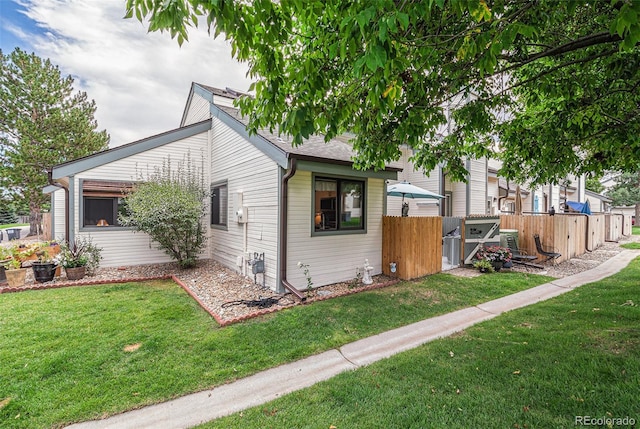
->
500;214;591;264
382;216;442;280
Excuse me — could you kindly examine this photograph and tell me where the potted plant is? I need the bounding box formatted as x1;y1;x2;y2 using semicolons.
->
59;237;102;280
3;257;27;287
475;245;512;272
0;246;11;286
31;248;58;283
472;259;495;273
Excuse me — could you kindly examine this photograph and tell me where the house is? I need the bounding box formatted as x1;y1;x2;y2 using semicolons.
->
387;150;586;218
46;83;400;294
387;147;488;217
584;189;612;213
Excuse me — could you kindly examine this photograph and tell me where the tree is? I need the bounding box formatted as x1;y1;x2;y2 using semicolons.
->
606;171;640;222
586;176;604;194
0;198;18;224
0;48;109;236
125;0;640;185
119;156;208;269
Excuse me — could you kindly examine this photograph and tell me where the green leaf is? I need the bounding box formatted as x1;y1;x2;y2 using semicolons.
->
397;13;409;31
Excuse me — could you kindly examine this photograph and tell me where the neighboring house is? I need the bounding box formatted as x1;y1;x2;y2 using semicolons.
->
46;83;400;293
387;147;488;217
584;189;612;213
387;151;586;217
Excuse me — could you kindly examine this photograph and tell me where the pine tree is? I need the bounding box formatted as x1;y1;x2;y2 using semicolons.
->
0;48;109;235
0;200;17;224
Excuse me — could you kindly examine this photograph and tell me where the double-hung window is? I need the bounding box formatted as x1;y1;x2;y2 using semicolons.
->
314;176;364;232
211;182;228;227
81;180;131;227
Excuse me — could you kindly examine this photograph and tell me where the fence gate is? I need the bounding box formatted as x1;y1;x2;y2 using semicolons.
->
463;216;501;264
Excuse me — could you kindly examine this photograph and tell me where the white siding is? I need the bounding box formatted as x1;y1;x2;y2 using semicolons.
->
487;177;499;215
182;93;211;126
387;147;441;217
448;179;467;217
468;158;487;214
74;132;210;267
585;194;605;212
286;171;386;288
52;189;67;241
209;116;280;289
549;184;561;211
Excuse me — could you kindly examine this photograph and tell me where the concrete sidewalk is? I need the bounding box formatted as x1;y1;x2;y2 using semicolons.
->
66;250;640;429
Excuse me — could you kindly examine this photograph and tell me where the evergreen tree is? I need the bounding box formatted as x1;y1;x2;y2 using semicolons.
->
607;171;640;223
0;48;109;235
0;199;18;224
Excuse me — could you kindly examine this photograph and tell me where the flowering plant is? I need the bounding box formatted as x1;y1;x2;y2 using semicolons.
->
475;245;512;263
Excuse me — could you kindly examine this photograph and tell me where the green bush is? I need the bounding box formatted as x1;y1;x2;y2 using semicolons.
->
119;156;208;268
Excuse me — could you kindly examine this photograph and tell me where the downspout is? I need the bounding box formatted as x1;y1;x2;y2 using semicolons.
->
48;170;69;241
280;157;306;301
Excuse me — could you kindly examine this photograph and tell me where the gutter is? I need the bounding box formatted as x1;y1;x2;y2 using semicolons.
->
48;170;69;241
279;157;306;301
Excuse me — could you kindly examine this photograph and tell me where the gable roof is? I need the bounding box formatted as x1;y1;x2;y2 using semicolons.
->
199;84;400;172
585;189;612;202
52;83;401;180
213;104;360;167
52;119;211;180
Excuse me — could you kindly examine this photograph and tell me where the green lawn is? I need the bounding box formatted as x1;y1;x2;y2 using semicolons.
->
203;258;640;429
0;223;27;229
621;242;640;249
0;271;552;428
633;225;639;235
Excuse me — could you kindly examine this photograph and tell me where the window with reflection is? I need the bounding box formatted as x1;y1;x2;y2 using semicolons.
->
81;180;132;227
314;177;364;232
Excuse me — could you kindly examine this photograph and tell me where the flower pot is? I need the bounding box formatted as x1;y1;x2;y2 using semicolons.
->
491;261;503;272
32;263;58;283
503;260;513;269
0;266;7;286
5;268;27;287
65;266;86;281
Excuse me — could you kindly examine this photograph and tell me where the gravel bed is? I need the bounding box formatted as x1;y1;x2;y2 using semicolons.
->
507;235;637;277
3;235;637;324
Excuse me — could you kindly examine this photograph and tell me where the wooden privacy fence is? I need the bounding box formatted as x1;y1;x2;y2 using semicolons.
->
41;213;52;241
382;216;442;280
604;214;632;241
500;214;594;264
586;214;606;250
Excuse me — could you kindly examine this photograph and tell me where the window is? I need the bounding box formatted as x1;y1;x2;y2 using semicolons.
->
81;180;132;227
314;177;364;232
211;182;228;227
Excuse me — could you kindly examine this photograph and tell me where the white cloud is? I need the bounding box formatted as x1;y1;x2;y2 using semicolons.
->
12;0;252;147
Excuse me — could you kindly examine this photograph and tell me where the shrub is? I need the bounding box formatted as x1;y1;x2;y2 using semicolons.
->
58;237;102;274
119;155;208;269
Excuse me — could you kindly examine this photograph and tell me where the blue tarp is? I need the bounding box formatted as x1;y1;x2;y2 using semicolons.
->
565;200;592;215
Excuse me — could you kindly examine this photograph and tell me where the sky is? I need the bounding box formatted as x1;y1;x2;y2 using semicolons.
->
0;0;252;147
